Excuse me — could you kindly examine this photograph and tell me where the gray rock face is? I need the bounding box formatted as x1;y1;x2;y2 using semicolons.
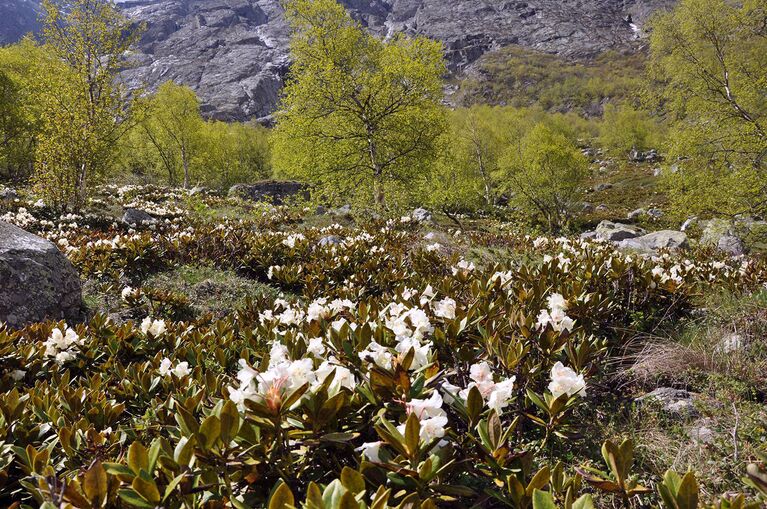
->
228;180;307;204
595;220;645;241
123;208;157;226
114;0;676;121
0;221;85;328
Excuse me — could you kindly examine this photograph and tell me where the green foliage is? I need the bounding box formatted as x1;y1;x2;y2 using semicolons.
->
499;122;590;231
271;0;446;209
458;46;647;115
599;103;664;157
2;185;767;507
0;39;47;181
651;0;767;218
119;82;271;188
33;0;143;211
137;81;203;188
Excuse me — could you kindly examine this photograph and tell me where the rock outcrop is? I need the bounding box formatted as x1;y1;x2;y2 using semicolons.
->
0;221;85;328
115;0;676;121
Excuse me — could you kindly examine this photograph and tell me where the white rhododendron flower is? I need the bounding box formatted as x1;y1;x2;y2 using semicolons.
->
306;337;326;357
536;293;575;333
452;259;475;276
121;286;137;300
141;317;166;336
358;341;393;369
442;361;516;414
433;297;456;320
44;326;84;364
159;358;191;378
357;441;383;462
408;391;446;419
548;362;587;399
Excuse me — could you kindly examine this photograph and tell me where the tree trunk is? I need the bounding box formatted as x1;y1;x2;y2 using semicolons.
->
182;143;190;189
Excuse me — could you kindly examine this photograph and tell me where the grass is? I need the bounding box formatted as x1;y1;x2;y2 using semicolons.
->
608;289;767;499
145;264;282;319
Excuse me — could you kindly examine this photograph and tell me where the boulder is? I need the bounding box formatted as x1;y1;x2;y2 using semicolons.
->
718;234;745;257
581;202;595;213
0;221;85;328
636;388;699;419
596;204;609;212
593;183;613;192
701;219;747;256
647;208;664;219
595;221;645;241
123;208;157;226
330;204;352;216
629;148;661;163
189;185;207;196
411;208;432;222
627;208;645;221
0;187;18;201
317;235;342;247
633;230;689;251
228;181;308;205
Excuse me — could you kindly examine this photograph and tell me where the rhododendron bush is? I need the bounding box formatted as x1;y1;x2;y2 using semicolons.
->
0;186;766;508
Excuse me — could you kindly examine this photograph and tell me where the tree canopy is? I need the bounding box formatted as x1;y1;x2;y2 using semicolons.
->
272;0;446;209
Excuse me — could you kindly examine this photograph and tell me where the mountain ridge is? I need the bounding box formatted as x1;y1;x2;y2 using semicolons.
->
0;0;676;121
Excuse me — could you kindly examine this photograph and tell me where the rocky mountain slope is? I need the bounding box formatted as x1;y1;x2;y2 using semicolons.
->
0;0;40;45
2;0;676;121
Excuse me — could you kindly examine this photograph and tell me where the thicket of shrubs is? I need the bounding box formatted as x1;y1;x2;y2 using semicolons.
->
1;186;766;507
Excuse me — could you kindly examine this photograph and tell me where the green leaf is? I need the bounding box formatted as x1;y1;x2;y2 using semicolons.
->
82;460;107;506
531;489;557;509
127;441;149;475
467;385;484;423
198;415;221;450
572;494;596;509
269;481;295;509
118;488;155;508
132;476;161;504
676;472;699;509
340;466;366;494
219;399;241;443
404;412;421;457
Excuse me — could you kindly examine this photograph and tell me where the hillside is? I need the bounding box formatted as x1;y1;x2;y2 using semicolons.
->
0;0;676;121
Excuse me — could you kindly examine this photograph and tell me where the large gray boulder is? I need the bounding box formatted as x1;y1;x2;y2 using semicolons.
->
635;230;689;251
595;221;646;241
0;221;85;328
123;208;157;226
228;181;308;205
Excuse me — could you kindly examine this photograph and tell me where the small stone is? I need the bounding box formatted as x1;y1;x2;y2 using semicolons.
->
637;388;699;419
411;208;432;223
